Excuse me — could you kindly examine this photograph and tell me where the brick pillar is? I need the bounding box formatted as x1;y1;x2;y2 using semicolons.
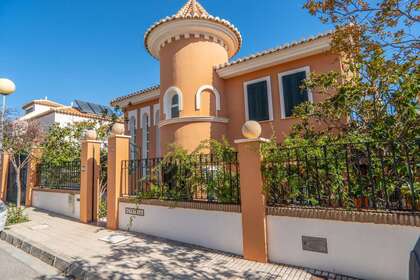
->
235;138;269;263
107;134;130;230
0;152;10;201
80;140;101;224
25;149;42;207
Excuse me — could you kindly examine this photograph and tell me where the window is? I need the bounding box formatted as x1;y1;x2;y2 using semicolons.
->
163;87;183;120
244;77;273;121
171;95;180;118
141;114;149;160
154;109;161;157
279;67;312;118
129;116;137;160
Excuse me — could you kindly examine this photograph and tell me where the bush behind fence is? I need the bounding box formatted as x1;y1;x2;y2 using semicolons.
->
123;153;240;205
37;161;81;190
262;140;420;211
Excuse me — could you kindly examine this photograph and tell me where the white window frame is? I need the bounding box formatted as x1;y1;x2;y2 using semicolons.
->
195;85;221;112
163;86;183;120
140;107;151;128
153;104;161;157
243;76;273;122
278;66;313;119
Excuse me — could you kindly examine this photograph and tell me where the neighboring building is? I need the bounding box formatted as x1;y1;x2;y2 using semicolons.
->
20;98;113;129
111;0;343;159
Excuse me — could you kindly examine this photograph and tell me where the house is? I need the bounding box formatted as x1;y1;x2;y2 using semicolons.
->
110;0;343;159
20;98;114;129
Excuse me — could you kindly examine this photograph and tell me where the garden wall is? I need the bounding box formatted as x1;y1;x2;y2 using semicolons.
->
119;201;243;255
32;189;80;219
267;214;419;280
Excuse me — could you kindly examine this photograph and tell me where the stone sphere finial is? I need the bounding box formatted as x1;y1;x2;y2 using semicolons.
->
84;129;97;140
111;123;125;136
241;121;262;139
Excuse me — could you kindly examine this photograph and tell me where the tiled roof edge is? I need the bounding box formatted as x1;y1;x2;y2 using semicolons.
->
215;30;334;70
110;85;160;105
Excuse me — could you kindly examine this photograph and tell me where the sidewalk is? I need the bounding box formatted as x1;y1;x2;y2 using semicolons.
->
1;208;356;280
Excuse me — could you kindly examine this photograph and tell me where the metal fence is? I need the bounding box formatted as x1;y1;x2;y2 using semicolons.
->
263;141;419;211
37;161;81;190
122;153;240;204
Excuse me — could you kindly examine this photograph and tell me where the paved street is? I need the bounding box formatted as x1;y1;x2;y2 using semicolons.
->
0;240;66;280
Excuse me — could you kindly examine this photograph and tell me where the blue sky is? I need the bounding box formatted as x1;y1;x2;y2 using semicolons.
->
0;0;331;114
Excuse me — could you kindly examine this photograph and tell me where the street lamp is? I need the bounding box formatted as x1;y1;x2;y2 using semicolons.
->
0;78;16;151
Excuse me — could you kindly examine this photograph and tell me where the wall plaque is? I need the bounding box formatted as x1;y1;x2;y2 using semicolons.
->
125;208;144;216
302;236;328;254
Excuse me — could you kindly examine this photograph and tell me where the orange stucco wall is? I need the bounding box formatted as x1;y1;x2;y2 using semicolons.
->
158;37;229;151
224;52;342;143
122;49;342;157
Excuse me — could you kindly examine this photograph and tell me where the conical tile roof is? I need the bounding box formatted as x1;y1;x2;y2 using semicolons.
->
144;0;242;59
176;0;209;18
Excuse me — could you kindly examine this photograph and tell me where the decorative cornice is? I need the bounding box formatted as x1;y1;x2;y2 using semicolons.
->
216;31;333;79
159;116;229;128
267;206;420;227
145;19;241;59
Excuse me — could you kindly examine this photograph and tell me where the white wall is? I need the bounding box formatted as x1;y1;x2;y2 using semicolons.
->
32;190;80;220
267;215;419;280
119;202;243;255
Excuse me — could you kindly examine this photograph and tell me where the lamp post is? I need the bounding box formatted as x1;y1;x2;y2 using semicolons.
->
0;78;16;151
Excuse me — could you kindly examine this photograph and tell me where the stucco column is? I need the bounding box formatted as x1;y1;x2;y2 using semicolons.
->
0;152;10;201
80;140;101;224
235;138;269;263
107;134;130;230
25;149;42;207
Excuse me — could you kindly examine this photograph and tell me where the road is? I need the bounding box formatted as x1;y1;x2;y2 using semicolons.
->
0;240;67;280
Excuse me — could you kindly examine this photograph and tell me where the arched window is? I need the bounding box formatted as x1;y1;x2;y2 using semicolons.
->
195;85;221;114
171;95;179;118
163;87;183;120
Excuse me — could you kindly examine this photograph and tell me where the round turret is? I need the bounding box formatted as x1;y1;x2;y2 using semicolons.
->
144;0;242;152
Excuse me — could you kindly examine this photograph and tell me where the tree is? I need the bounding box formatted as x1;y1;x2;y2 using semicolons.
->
2;119;43;208
287;0;419;144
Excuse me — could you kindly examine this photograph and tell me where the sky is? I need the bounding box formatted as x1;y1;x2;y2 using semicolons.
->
0;0;332;115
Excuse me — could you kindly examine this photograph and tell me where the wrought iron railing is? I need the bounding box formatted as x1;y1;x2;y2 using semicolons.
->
37;161;81;190
263;140;419;211
122;153;240;205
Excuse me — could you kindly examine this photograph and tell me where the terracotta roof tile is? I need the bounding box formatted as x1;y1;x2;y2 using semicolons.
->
144;0;242;58
110;85;160;106
215;30;334;70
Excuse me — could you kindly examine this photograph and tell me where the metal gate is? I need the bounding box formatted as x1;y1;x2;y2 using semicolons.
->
6;160;27;205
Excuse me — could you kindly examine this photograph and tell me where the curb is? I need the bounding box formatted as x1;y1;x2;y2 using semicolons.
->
0;230;102;280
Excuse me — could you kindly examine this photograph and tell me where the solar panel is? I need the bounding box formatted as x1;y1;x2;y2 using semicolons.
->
73;99;113;116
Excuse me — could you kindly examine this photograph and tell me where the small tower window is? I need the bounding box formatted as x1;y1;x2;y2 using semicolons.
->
171;95;180;118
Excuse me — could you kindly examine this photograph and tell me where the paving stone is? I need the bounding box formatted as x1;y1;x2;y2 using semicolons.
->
30;246;43;259
21;241;32;254
12;236;22;248
54;257;70;272
0;231;6;240
39;251;56;266
4;208;361;280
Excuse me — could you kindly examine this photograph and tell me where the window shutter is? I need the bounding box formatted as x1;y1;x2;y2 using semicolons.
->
282;71;308;117
247;81;270;121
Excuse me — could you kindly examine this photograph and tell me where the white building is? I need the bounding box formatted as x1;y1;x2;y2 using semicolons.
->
19;98;112;129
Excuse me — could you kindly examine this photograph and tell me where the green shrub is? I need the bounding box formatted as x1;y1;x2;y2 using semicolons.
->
6;206;29;226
